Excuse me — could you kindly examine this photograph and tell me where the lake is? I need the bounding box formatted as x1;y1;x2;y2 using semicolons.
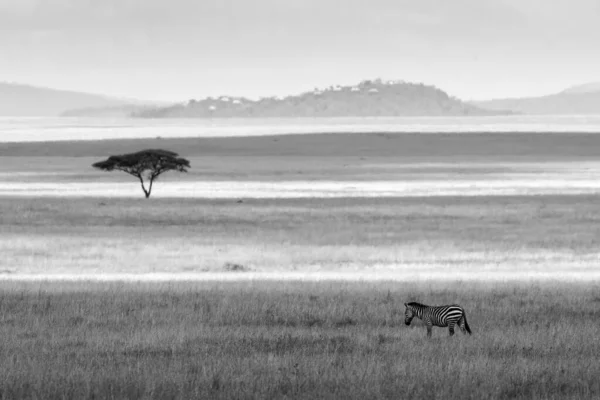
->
1;115;600;142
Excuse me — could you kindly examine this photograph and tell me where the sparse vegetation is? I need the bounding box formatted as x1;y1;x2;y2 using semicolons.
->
2;195;600;276
92;149;190;198
222;262;251;272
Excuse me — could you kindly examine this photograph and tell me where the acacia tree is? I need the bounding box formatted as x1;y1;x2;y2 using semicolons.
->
92;149;191;198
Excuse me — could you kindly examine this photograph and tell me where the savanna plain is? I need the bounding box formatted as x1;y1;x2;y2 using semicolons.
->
1;131;600;399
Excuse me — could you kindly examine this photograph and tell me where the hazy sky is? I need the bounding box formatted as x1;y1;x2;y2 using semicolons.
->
1;0;599;101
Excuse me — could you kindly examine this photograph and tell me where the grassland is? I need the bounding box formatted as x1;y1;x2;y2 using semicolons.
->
2;132;600;398
0;132;597;277
2;195;600;278
1;280;599;399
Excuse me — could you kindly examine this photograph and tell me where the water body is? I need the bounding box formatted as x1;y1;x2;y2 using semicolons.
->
1;115;600;142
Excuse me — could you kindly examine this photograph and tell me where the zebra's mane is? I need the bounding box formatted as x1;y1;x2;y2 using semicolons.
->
406;302;427;308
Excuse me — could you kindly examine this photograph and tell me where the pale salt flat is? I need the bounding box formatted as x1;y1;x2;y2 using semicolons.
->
3;115;600;142
2;270;600;282
1;179;600;198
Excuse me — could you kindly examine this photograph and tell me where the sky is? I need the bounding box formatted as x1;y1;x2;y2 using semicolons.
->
1;0;599;102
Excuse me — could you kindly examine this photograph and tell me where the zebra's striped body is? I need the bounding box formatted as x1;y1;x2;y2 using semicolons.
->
404;302;472;337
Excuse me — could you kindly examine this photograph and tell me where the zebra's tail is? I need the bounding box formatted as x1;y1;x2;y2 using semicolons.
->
463;311;472;335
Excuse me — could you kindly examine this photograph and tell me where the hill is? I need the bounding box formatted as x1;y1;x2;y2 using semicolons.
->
0;82;147;117
560;82;600;94
472;82;600;115
135;79;507;118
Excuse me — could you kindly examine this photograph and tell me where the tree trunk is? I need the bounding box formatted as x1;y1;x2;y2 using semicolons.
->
138;176;151;198
147;177;155;198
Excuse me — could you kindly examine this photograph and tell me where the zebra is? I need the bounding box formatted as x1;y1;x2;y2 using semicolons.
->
404;302;472;338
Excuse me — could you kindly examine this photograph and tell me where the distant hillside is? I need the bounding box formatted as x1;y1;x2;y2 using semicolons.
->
135;80;507;118
560;82;600;94
0;82;149;117
472;83;600;115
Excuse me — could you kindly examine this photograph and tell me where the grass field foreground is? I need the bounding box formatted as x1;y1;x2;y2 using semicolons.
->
0;280;598;399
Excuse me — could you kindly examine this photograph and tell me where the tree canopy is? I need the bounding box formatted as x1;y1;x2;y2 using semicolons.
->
92;149;191;198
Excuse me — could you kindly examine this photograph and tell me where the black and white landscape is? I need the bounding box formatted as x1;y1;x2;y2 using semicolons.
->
1;1;600;399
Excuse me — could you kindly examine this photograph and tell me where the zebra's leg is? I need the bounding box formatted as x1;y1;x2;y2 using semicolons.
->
426;320;433;338
448;321;456;336
458;317;467;334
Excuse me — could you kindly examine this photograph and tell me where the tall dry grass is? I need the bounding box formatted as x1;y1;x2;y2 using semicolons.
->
0;280;599;399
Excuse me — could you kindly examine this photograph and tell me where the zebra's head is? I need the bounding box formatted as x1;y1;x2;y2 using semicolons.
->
404;303;415;325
